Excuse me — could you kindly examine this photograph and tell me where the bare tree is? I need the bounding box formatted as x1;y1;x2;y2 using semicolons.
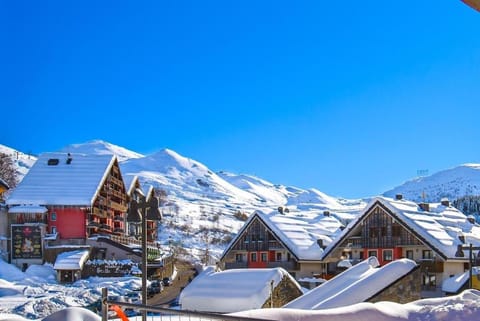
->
0;152;18;189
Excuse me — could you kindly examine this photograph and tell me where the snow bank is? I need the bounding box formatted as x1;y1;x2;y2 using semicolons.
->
233;290;480;321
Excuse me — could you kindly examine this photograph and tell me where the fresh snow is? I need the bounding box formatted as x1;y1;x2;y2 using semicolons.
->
6;152;115;206
53;250;90;270
179;267;300;313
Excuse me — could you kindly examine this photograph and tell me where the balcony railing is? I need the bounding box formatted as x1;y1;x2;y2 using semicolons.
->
267;261;297;270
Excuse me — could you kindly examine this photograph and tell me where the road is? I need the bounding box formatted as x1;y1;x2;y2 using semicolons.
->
147;260;196;307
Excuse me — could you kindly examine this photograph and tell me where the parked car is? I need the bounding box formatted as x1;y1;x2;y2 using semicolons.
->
147;280;163;297
162;277;173;286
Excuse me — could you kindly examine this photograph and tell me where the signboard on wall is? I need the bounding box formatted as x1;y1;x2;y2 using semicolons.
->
11;225;43;259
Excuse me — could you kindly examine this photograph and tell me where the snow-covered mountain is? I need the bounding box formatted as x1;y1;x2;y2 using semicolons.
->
383;164;480;203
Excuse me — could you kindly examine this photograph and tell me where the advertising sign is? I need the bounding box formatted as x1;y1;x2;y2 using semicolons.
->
11;225;43;259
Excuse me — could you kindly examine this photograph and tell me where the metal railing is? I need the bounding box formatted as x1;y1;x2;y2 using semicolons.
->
101;288;273;321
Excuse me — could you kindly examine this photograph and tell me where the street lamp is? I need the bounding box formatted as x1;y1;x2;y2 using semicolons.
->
127;194;162;321
455;243;480;289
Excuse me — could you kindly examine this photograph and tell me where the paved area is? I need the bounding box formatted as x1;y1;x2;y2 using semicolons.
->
148;260;196;307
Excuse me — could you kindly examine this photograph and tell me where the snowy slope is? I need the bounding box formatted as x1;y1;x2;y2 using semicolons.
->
383;164;480;202
60;139;144;162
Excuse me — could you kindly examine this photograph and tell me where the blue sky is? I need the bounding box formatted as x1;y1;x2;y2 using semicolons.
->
1;1;479;199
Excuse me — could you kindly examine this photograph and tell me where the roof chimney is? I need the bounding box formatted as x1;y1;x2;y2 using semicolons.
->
441;198;450;207
317;239;326;249
395;194;403;200
419;202;430;212
66;153;73;165
323;210;330;217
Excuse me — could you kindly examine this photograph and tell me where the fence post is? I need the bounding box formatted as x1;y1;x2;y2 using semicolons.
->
101;287;108;321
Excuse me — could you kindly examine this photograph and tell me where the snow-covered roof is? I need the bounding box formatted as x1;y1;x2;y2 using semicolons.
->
322;196;480;260
222;210;343;261
284;257;417;310
53;250;90;270
8;205;48;214
6;152;116;206
442;266;480;293
179;266;300;313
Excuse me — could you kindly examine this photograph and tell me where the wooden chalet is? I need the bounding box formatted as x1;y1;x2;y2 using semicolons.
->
124;175;159;242
320;195;480;295
219;209;344;279
5;152;129;268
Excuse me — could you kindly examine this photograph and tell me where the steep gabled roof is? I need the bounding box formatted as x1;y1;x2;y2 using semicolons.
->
221;210;343;262
6;152;116;206
321;196;480;261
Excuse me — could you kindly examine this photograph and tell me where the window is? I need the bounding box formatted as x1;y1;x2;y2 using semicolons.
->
383;249;393;261
423;250;433;260
51;212;57;221
251;253;257;262
368;250;378;258
276;252;282;262
261;252;267;262
235;254;244;262
51;226;57;234
406;250;414;259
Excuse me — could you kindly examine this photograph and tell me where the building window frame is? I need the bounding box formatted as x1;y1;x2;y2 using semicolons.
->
261;252;267;262
383;249;393;261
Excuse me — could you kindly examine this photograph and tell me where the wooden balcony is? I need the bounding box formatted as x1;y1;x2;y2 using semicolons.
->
92;207;107;218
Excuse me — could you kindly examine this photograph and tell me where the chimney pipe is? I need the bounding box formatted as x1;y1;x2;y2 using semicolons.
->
441;198;450;207
419;202;430;212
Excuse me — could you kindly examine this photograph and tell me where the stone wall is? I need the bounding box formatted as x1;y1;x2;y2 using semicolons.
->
367;266;422;304
262;275;303;308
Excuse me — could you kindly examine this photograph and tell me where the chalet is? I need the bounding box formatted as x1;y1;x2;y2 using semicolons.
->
320;195;480;295
5;152;129;269
219;209;344;279
124;175;159;242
